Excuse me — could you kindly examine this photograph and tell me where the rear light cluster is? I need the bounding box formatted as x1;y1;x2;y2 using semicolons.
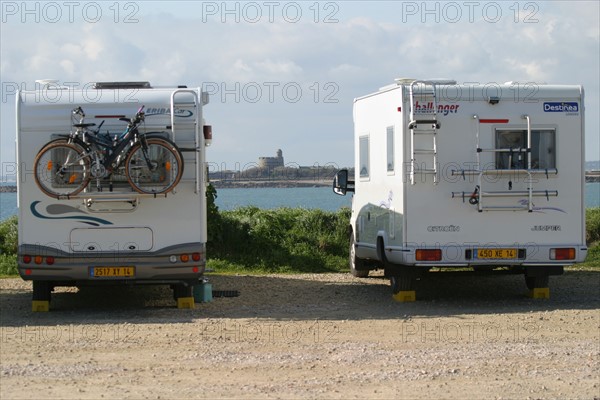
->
550;248;575;260
22;255;55;265
416;249;442;262
169;252;203;263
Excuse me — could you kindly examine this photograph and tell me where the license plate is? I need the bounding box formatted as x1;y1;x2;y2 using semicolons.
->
475;248;517;259
91;267;135;277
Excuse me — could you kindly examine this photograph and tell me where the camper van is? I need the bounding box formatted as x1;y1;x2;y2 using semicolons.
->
334;79;587;301
16;81;211;311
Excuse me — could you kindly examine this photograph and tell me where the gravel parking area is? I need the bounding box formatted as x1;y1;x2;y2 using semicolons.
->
1;269;599;399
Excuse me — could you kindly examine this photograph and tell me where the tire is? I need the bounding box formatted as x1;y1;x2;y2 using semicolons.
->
390;274;414;295
34;141;90;198
32;280;52;302
525;275;549;290
349;233;369;278
173;283;193;300
125;138;184;195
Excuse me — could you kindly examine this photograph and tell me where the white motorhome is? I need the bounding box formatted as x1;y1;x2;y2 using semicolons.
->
16;81;211;311
334;79;587;301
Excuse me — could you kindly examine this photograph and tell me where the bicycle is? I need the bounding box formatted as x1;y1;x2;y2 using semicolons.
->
33;106;184;198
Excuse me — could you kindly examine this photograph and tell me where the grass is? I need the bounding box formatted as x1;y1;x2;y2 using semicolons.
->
207;206;351;274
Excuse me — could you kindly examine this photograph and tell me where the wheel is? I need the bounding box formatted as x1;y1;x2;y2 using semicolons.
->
390;274;414;295
349;233;369;278
525;275;549;290
34;141;90;198
125;138;184;195
173;283;193;299
32;280;52;301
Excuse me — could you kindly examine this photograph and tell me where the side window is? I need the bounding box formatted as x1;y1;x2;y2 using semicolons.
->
359;135;369;178
386;126;394;173
495;129;556;169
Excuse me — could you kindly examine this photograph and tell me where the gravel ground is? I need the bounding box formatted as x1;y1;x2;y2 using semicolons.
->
1;269;599;399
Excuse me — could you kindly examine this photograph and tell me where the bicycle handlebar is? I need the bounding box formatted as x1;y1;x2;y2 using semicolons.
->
72;107;85;118
132;105;145;125
72;105;145;128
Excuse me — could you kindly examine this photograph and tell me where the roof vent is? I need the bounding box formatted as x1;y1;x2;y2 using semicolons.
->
93;82;152;89
35;79;60;87
394;78;457;85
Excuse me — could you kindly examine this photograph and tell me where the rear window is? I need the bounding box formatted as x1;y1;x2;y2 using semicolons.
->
495;129;556;169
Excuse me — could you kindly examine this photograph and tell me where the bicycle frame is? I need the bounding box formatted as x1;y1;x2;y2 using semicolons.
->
68;106;148;174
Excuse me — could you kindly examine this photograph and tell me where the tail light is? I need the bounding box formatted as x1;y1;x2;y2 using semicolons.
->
22;255;55;266
550;248;575;260
203;125;212;146
170;253;203;263
416;249;442;261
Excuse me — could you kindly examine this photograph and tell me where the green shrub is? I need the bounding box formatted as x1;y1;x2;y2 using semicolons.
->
207;206;351;273
0;216;18;255
0;253;18;276
586;208;600;244
0;216;19;276
206;183;223;243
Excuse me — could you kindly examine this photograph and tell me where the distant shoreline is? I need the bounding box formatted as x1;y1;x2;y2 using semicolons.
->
211;179;330;189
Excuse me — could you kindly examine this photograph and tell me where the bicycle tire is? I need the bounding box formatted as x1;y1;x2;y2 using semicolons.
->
33;141;90;198
125;138;184;195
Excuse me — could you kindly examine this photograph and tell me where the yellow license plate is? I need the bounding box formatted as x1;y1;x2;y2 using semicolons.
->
476;249;517;259
91;267;135;277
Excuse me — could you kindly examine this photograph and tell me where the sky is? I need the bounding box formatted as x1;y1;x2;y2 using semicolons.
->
1;0;599;177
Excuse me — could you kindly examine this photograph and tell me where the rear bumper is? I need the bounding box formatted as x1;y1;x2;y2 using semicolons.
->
17;242;205;282
356;242;587;267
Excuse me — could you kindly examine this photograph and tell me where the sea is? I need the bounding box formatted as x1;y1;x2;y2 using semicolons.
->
1;183;599;222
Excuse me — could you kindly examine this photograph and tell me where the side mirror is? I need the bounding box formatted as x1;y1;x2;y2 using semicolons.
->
333;169;354;196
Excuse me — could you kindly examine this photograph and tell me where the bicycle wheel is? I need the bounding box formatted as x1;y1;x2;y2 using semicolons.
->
125;138;184;195
34;141;90;198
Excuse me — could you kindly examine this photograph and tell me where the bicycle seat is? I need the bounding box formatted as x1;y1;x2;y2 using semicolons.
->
73;123;96;128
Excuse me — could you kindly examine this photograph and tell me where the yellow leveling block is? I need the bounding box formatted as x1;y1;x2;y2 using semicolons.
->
529;288;550;299
32;301;50;312
177;297;195;309
393;291;416;302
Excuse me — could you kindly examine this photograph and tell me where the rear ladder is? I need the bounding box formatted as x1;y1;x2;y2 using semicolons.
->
170;89;201;194
408;80;440;184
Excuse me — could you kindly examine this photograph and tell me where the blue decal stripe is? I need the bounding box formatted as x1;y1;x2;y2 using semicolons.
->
30;201;113;225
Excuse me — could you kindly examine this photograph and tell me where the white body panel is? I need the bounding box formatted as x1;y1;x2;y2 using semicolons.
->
351;82;587;268
16;85;209;283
